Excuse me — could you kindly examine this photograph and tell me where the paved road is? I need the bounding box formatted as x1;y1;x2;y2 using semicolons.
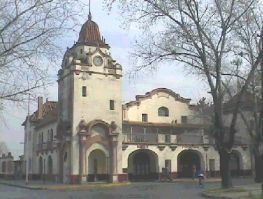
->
0;178;254;199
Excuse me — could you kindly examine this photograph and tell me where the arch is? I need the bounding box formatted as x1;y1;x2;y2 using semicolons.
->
158;106;169;117
86;143;109;158
230;150;243;176
177;149;204;178
48;156;53;175
87;120;110;134
90;124;107;137
87;149;108;182
39;156;43;175
128;149;159;181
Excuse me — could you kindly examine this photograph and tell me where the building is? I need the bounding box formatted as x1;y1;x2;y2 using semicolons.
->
21;12;252;184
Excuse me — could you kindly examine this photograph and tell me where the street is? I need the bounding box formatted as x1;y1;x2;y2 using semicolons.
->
0;178;255;199
0;182;205;199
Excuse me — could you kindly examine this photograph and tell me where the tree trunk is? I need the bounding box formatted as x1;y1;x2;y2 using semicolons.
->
219;149;232;188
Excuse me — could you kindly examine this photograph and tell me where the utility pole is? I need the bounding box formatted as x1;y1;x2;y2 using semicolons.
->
260;27;263;195
25;92;30;184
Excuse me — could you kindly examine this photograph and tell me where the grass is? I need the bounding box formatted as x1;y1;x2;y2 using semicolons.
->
252;195;263;199
205;187;246;194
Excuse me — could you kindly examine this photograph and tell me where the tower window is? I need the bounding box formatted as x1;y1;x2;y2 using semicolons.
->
82;86;87;97
110;100;115;110
80;49;83;54
158;106;169;117
142;114;148;122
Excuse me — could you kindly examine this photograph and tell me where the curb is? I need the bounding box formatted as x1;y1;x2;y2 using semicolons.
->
0;181;45;190
0;181;131;191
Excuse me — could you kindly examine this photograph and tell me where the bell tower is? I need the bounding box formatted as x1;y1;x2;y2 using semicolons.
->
57;10;124;183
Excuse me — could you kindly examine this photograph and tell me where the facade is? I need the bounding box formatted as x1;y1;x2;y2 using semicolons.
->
21;13;252;184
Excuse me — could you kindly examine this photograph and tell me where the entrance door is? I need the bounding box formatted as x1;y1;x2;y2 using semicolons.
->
88;149;108;182
128;149;158;181
177;150;201;178
209;159;215;177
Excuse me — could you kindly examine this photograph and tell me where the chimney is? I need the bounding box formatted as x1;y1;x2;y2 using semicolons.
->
38;97;43;119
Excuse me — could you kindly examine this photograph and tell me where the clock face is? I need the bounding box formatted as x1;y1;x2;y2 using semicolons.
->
93;56;103;66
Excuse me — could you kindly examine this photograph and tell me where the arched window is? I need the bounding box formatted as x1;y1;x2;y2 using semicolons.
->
50;129;53;141
48;156;53;175
158;106;169;117
39;156;43;175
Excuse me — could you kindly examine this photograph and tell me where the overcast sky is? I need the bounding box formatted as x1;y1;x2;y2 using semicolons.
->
0;0;210;159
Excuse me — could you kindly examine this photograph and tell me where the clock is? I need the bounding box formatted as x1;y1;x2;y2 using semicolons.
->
93;56;103;66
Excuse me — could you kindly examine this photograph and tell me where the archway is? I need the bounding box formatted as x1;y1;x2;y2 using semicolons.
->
88;149;108;182
128;149;158;181
230;150;242;176
177;150;203;178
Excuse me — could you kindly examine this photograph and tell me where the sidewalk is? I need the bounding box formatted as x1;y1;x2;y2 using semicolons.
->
202;183;261;199
172;178;221;183
0;180;130;191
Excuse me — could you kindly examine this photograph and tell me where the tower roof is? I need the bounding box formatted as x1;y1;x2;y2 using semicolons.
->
77;13;109;48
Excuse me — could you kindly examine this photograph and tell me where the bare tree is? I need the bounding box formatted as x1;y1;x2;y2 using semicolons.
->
0;0;86;104
227;8;263;193
107;0;263;188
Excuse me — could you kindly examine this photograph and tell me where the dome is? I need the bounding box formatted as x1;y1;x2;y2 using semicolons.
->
78;13;109;48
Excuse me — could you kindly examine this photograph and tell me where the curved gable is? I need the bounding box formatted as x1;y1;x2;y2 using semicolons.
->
124;88;191;109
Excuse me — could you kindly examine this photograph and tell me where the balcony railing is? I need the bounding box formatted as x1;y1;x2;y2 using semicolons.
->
37;141;57;151
123;134;158;143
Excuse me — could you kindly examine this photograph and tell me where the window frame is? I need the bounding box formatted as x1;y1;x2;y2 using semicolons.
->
142;113;148;122
82;86;87;97
158;106;169;117
110;100;115;110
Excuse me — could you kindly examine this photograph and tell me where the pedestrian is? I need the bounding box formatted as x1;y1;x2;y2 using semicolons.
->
197;170;205;187
192;164;196;180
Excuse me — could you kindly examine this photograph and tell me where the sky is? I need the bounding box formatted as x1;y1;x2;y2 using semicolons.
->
0;0;210;159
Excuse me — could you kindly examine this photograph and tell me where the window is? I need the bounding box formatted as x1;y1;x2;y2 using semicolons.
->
142;114;148;122
165;134;171;143
41;132;44;143
82;86;87;97
80;49;83;54
50;129;53;141
110;100;115;110
64;152;68;162
181;116;188;124
158;106;169;117
47;130;50;141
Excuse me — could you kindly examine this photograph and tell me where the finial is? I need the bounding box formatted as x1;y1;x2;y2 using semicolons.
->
88;0;92;20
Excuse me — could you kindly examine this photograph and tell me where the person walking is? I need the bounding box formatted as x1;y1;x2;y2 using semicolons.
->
192;164;196;180
197;170;205;187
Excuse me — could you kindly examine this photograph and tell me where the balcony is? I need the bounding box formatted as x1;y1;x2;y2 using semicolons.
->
37;141;57;151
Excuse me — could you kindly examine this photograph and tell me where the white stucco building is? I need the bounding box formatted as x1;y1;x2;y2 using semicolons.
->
22;12;252;184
